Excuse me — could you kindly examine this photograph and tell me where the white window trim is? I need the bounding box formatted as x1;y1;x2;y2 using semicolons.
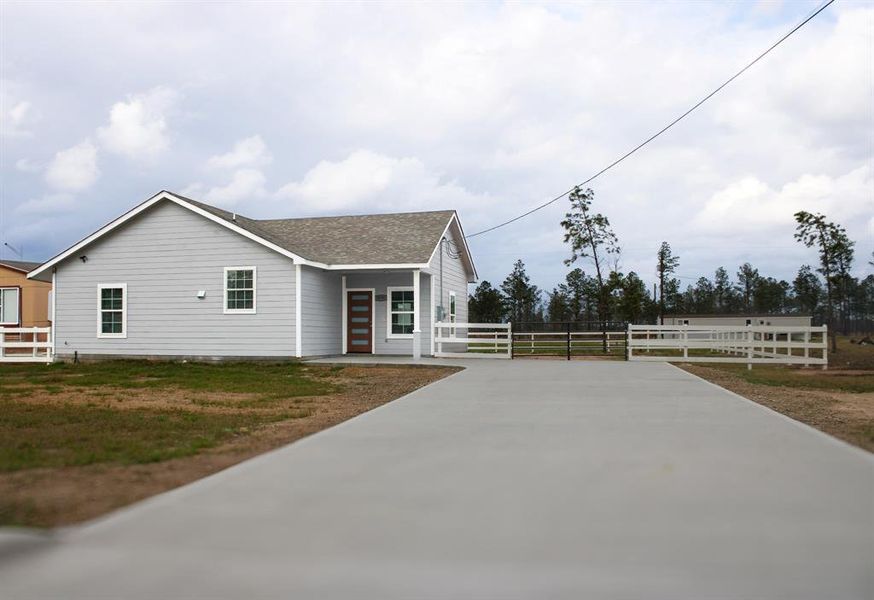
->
0;287;21;325
97;283;127;339
449;291;457;337
223;266;257;314
386;286;415;339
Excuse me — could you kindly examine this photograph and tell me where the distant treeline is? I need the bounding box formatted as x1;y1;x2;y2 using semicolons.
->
469;188;874;333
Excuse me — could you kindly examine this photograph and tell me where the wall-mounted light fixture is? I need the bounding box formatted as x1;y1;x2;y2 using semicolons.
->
196;290;206;299
79;255;88;263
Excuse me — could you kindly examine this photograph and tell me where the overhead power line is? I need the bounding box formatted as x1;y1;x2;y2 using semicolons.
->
466;0;836;239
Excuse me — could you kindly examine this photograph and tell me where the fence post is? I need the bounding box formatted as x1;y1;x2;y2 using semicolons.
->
822;325;828;371
803;329;810;365
626;326;632;361
747;327;753;370
566;322;571;360
682;327;688;359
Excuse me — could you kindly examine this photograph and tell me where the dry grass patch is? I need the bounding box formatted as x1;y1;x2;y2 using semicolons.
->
0;361;458;528
679;363;874;453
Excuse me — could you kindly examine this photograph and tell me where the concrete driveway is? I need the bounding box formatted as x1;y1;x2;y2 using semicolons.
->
2;360;872;599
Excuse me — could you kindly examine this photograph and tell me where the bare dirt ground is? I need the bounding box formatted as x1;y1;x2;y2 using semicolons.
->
681;364;874;453
0;365;458;528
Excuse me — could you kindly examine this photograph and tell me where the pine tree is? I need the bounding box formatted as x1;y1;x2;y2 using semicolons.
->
792;265;822;317
561;187;620;351
500;260;541;325
794;211;855;344
469;281;506;323
736;263;760;312
656;242;680;324
546;287;571;322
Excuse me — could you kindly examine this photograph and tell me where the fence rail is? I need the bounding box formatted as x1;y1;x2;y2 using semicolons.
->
435;322;512;359
0;327;53;363
627;324;828;368
511;331;626;359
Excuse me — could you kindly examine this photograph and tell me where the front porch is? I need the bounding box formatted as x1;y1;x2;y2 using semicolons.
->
339;269;435;359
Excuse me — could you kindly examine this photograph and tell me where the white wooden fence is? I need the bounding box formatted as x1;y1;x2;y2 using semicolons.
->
435;322;512;359
0;327;54;363
627;324;828;368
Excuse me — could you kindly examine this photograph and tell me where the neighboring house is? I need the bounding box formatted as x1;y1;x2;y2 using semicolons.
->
27;191;476;360
664;314;812;327
0;260;52;328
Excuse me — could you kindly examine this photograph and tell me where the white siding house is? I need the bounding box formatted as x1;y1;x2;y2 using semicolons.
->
28;191;477;360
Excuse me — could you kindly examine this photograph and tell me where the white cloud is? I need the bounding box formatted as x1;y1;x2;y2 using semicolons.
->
207;135;272;170
15;158;41;173
183;168;268;207
0;88;37;138
44;140;99;192
275;149;495;218
14;193;76;215
9;101;30;125
97;87;178;159
692;166;873;234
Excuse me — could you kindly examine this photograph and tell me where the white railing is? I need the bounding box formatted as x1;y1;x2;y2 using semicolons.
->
0;327;54;363
435;322;512;359
627;324;827;369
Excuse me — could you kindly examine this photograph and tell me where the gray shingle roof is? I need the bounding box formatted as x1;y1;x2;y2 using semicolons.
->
0;259;42;273
177;194;455;265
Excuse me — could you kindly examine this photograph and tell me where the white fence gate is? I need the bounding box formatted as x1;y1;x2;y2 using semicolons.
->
435;322;512;359
627;324;828;369
0;327;54;363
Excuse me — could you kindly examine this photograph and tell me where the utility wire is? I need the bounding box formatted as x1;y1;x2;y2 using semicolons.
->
466;0;836;239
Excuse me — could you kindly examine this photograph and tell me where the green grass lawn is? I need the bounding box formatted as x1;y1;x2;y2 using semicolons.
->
0;401;290;471
0;361;456;528
0;360;336;400
0;361;338;472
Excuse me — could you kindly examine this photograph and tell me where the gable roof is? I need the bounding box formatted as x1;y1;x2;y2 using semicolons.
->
180;195;456;265
0;259;42;274
28;191;477;281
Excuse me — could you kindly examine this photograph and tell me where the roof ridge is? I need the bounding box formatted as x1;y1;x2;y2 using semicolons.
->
255;209;455;223
168;191;454;224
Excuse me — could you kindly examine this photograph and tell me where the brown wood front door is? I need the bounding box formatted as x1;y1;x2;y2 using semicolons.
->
347;291;373;353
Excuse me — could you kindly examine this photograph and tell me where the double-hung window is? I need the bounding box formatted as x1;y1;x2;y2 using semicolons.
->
97;284;126;338
387;287;414;338
0;287;20;325
224;267;256;314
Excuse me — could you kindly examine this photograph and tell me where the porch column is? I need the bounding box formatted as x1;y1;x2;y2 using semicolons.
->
341;275;347;355
412;269;421;360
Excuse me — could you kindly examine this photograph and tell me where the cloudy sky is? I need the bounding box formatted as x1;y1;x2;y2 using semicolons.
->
1;0;872;294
